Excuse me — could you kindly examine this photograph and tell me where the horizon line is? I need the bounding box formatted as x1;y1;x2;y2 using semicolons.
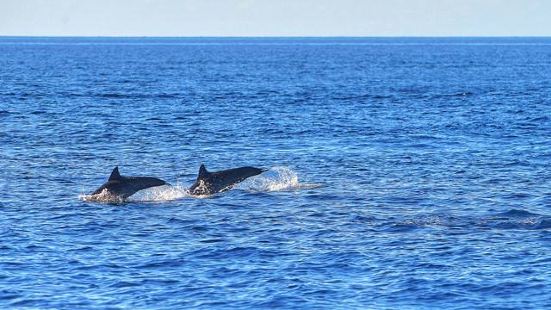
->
1;35;551;39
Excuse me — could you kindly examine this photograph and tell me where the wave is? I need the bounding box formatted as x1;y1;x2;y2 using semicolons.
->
382;209;550;232
494;209;539;218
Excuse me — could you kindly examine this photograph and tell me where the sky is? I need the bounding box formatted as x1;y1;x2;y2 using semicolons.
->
1;0;550;37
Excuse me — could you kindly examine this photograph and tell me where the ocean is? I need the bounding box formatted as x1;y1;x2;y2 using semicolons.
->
0;37;550;309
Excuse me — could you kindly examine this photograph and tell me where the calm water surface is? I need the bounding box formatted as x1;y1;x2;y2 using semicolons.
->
1;37;550;309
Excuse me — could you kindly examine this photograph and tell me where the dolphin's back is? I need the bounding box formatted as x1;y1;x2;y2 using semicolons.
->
122;176;166;198
89;167;167;200
211;167;264;190
189;165;264;195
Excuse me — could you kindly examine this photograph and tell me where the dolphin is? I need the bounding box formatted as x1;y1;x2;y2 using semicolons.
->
189;164;265;196
87;166;167;201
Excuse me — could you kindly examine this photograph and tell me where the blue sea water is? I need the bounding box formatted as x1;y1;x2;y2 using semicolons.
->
0;37;550;309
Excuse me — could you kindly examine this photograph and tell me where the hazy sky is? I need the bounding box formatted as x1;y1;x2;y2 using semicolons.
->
1;0;550;36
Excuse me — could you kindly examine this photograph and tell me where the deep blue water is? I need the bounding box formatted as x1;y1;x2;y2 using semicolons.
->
1;37;550;309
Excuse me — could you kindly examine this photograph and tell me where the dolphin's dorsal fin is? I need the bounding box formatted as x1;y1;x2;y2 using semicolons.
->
197;164;209;180
108;166;122;181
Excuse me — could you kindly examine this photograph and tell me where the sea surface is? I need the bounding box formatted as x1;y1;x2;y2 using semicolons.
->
0;37;550;309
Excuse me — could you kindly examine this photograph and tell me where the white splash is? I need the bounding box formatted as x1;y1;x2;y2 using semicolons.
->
237;166;322;192
127;184;191;202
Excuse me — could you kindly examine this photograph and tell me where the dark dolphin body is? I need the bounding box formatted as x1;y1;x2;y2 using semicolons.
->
189;164;265;196
88;167;167;201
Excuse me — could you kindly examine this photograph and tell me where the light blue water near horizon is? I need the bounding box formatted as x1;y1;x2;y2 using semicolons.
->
0;37;550;309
